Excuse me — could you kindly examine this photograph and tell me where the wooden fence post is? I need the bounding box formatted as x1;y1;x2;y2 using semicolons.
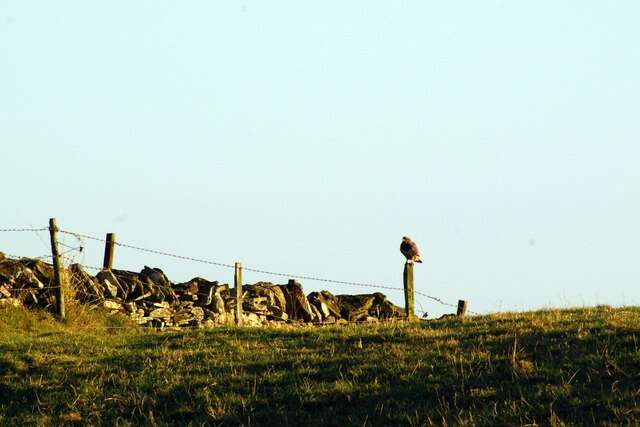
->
48;218;65;320
103;233;116;270
457;300;468;317
403;262;415;320
235;262;243;325
288;279;298;320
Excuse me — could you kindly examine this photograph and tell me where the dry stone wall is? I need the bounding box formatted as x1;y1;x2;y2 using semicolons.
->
0;252;405;328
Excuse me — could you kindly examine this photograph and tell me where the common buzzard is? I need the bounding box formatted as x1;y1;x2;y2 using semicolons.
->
400;236;422;263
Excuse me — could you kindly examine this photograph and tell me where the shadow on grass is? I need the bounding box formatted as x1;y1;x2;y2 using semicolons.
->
1;310;639;426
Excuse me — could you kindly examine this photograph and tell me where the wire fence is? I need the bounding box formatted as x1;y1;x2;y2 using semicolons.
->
1;226;478;315
0;227;49;233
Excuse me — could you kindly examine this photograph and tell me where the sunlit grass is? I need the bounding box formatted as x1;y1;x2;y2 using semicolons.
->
1;305;639;426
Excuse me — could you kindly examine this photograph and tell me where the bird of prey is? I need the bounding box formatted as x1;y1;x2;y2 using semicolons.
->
400;236;423;263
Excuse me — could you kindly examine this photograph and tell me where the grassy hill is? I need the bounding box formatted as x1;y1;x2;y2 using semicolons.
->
1;305;639;426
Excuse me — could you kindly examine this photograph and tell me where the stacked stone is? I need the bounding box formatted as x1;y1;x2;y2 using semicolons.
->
0;252;406;329
0;253;57;309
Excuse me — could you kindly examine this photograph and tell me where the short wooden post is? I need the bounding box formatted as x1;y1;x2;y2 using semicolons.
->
457;300;468;317
403;262;415;320
48;218;65;320
234;262;243;325
103;233;116;270
288;279;298;320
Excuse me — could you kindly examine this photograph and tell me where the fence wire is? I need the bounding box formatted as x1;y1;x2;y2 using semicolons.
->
2;227;476;314
60;230;237;270
0;227;49;233
59;230;411;292
59;229;476;313
3;251;101;271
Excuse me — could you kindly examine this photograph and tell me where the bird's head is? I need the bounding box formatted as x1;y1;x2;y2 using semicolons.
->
402;236;411;241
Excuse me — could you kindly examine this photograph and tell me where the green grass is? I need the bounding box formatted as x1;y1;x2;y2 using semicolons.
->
1;305;639;426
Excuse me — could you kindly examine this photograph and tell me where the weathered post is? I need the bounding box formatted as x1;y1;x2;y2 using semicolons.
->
288;279;298;320
457;300;468;317
103;233;116;270
235;262;243;325
48;218;65;320
403;262;415;320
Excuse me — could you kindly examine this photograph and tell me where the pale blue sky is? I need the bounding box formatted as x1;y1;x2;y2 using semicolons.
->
1;2;639;316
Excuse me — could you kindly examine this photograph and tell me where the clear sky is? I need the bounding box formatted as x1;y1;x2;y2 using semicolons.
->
2;2;639;316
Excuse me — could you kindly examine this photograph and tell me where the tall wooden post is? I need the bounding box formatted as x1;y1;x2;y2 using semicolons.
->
48;218;65;320
235;262;243;325
457;300;468;317
103;233;116;270
403;262;415;320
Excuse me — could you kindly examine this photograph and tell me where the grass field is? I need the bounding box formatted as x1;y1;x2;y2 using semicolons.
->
1;305;639;426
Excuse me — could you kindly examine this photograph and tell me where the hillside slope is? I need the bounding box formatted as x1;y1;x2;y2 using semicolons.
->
1;305;639;426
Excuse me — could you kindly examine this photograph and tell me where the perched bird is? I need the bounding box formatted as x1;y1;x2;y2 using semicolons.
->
400;236;423;263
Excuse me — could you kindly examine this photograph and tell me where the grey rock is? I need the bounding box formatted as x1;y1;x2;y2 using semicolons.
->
336;294;376;321
103;300;123;311
0;251;407;330
20;268;44;289
96;270;124;298
0;284;11;298
282;280;314;322
308;291;342;319
149;307;172;319
267;305;288;321
191;306;205;322
103;280;118;299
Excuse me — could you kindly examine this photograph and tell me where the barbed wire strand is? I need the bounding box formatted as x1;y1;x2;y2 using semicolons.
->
8;229;474;313
58;230;408;291
5;259;473;314
4;249;101;270
3;247;479;324
0;227;49;233
6;260;479;324
58;241;82;251
59;230;237;269
4;252;49;261
28;223;52;252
